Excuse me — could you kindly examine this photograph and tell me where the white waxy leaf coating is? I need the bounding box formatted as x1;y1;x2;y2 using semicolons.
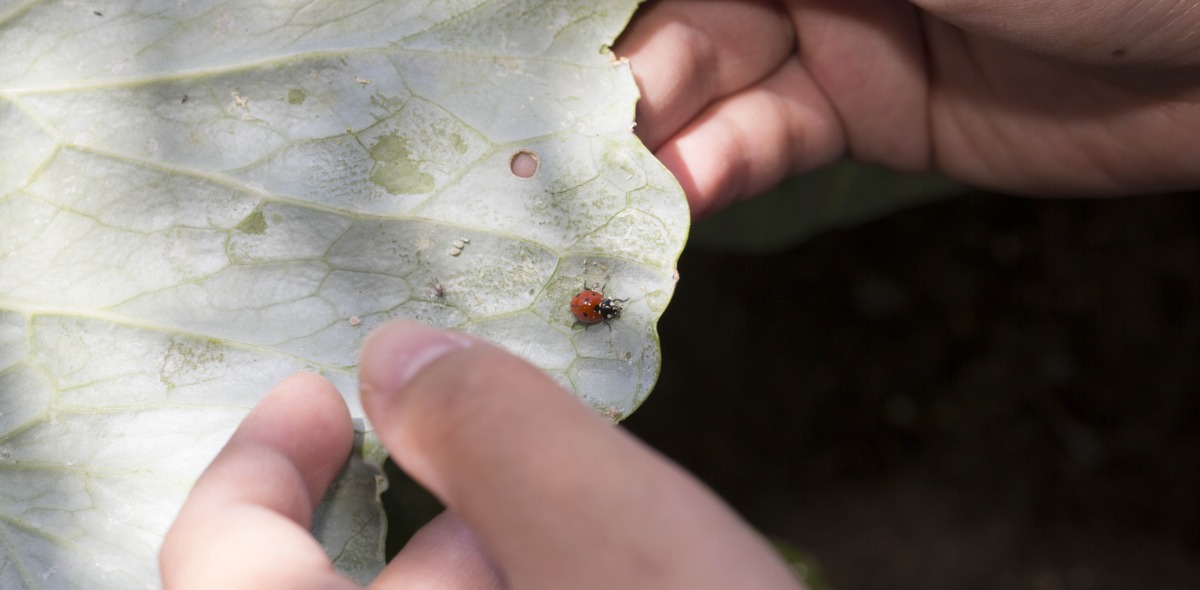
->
0;0;686;588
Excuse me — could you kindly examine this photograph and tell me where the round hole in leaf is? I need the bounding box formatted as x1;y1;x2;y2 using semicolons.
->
509;150;539;178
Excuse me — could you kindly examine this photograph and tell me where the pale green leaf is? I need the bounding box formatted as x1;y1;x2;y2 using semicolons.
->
0;1;687;587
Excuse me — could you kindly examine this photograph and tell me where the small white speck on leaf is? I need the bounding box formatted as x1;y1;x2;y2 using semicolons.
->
231;92;249;109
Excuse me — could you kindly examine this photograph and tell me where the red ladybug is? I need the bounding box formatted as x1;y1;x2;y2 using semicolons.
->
570;283;626;329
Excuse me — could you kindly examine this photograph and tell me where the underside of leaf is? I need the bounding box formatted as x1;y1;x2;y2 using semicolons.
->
0;1;686;587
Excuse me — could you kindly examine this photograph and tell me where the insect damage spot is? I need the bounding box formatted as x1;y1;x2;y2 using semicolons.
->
368;133;435;194
235;209;267;235
509;150;538;178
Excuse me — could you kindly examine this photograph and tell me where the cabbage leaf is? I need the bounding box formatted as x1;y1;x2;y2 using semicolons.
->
0;1;686;586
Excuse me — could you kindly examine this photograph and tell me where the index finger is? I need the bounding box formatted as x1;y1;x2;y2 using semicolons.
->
160;372;357;590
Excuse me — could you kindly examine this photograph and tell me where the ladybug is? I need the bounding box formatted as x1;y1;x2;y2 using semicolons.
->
570;283;626;329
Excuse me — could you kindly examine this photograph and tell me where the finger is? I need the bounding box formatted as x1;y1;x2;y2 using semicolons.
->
161;372;357;590
656;54;844;218
370;511;504;589
358;321;801;589
613;0;796;151
785;0;930;171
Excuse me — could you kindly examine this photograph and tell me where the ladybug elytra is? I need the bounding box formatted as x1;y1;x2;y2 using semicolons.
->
570;283;626;329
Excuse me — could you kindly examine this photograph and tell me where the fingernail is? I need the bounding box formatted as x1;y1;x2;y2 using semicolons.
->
360;321;473;398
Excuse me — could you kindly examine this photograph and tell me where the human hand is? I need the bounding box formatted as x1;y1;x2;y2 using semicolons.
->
160;320;803;589
615;0;1200;218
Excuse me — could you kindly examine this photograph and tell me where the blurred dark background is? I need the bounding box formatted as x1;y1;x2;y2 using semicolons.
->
624;190;1200;589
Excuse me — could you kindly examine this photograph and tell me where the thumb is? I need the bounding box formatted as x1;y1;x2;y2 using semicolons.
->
357;320;801;590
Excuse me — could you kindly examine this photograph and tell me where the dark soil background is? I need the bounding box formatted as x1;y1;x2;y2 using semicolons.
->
622;192;1200;590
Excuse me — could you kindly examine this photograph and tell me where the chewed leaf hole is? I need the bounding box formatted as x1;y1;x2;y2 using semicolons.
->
509;150;539;178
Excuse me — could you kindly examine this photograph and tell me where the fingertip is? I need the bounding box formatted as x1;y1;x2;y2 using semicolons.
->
357;321;483;496
655;56;846;220
258;371;353;441
242;372;355;500
162;372;358;589
357;319;609;504
359;320;474;408
185;371;354;521
615;0;797;154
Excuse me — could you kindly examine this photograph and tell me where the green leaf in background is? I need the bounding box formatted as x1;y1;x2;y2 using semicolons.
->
691;160;962;253
0;1;687;587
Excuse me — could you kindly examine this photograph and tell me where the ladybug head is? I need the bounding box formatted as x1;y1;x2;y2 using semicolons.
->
597;297;626;321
